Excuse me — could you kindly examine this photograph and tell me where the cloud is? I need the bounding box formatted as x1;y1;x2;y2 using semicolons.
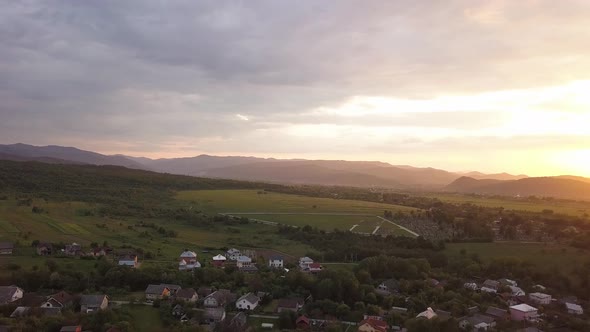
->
1;0;590;175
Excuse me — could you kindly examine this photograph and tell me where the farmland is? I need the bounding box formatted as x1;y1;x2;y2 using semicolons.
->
176;189;418;236
422;193;590;217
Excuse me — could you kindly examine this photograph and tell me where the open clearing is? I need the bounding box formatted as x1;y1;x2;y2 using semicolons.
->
422;193;590;217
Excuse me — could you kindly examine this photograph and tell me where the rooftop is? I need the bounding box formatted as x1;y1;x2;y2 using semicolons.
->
510;303;537;312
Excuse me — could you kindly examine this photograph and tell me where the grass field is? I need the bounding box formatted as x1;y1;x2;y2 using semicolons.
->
177;189;417;215
445;242;588;273
422;193;590;217
124;305;164;332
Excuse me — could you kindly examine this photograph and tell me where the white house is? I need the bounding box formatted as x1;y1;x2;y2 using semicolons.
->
299;257;314;270
118;254;139;268
236;293;260;311
510;304;538;322
179;250;200;271
236;255;252;268
529;292;552;305
459;314;496;331
227;248;241;260
268;255;284;268
566;302;583;315
509;285;526;296
212;254;227;267
416;307;437;320
0;286;24;304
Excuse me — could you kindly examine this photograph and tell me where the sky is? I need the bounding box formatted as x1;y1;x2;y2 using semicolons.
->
1;1;589;177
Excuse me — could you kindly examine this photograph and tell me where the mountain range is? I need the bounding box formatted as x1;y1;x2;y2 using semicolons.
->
1;143;589;200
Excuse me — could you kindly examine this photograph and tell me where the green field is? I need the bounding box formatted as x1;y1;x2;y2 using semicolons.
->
423;193;590;217
124;305;164;332
445;242;588;273
240;214;380;231
178;189;417;215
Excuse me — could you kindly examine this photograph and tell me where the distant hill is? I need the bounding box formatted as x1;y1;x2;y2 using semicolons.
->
0;142;547;190
0;143;147;170
461;171;528;181
445;176;590;200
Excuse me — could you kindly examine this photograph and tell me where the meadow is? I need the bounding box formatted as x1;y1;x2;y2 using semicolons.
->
422;193;590;217
445;242;588;273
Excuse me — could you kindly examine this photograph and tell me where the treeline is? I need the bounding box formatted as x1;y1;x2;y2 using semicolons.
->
0;160;276;217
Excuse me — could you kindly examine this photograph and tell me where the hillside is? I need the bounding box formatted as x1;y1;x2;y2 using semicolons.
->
0;143;146;169
445;176;590;200
0;142;550;189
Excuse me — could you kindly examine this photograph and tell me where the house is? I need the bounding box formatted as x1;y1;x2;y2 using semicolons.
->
203;307;226;323
458;314;496;331
59;326;82;332
145;285;171;301
204;289;236;307
239;265;259;273
499;278;518;287
176;288;198;303
485;306;509;321
212;254;227;267
60;326;82;332
308;263;323;274
390;307;408;314
91;246;111;257
565;302;583;315
0;242;14;255
0;285;24;304
376;279;400;295
299;257;314;270
236;293;260;310
269;255;284;268
296;315;310;330
79;294;108;313
227;311;248;331
118;254;139;268
36;242;52;256
481;279;500;293
236;255;252;268
41;291;74;309
509;303;538;321
358;318;388;332
509;286;526;296
160;284;181;295
529;292;552;305
464;282;478;290
277;298;304;313
64;243;82;256
416;307;437;320
179;250;201;271
172;304;185;317
227;248;241;260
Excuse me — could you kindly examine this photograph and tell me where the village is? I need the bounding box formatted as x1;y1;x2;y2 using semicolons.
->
0;241;587;332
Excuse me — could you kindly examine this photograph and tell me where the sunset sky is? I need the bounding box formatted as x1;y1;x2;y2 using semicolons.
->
1;1;589;177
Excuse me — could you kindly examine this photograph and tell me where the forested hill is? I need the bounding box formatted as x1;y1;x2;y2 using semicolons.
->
0;160;273;215
446;176;590;201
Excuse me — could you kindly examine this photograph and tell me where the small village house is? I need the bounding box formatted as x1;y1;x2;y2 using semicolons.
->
276;298;304;313
376;279;400;295
0;242;14;255
566;302;583;315
458;314;496;331
529;292;552;305
485;306;509;321
36;242;52;256
160;284;181;295
296;315;310;330
299;256;314;270
41;291;74;309
308;262;323;274
175;288;198;303
0;285;24;304
145;285;171;301
226;248;241;260
64;243;82;256
236;293;260;310
236;255;252;268
204;289;235;308
416;307;437;320
509;303;538;321
268;255;284;268
203;307;226;324
178;249;200;271
80;295;108;313
358;318;388;332
118;254;139;268
212;254;227;267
